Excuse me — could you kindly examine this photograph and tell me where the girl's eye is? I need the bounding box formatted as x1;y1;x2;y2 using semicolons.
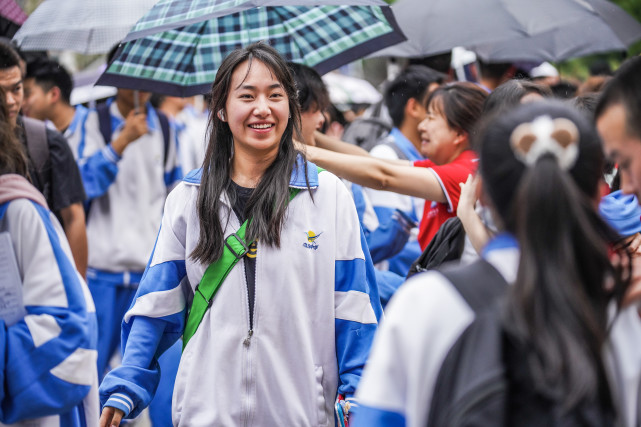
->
270;92;284;98
239;94;253;99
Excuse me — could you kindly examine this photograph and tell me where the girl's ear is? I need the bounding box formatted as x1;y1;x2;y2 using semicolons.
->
217;109;226;121
454;130;469;146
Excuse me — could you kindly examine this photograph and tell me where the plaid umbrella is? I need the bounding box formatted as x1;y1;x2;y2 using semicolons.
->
12;0;158;54
96;0;405;97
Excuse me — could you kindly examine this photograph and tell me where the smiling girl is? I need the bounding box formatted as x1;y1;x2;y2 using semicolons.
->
98;43;381;426
306;82;487;249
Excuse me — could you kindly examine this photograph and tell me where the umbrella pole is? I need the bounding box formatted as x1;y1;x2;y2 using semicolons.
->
134;89;140;113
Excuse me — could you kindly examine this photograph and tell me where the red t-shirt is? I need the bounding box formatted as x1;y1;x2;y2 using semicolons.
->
414;150;478;249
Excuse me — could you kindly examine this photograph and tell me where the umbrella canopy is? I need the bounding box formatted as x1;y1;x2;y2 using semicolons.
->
96;0;406;97
0;0;27;25
0;0;27;38
322;72;382;108
371;0;641;60
13;0;158;54
472;0;641;62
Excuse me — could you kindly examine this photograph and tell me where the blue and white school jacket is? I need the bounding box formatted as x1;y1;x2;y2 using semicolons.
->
66;99;183;273
100;159;383;426
0;175;98;426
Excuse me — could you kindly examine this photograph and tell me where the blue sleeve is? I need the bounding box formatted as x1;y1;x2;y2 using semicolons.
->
99;255;187;419
352;403;406;427
366;208;413;264
0;204;97;424
334;229;383;411
78;145;121;200
375;270;405;309
164;119;183;190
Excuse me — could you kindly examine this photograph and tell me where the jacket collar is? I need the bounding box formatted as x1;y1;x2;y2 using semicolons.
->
183;154;319;190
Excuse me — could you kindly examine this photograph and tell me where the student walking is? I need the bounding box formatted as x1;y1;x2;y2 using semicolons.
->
99;42;381;427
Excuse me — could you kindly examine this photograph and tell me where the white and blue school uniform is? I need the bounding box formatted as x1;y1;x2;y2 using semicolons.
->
0;175;98;427
66;98;182;378
99;159;383;426
352;234;519;427
350;182;411;307
353;233;641;427
366;128;424;277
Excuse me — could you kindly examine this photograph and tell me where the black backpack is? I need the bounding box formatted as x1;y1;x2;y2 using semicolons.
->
407;216;466;279
427;260;618;427
427;259;509;427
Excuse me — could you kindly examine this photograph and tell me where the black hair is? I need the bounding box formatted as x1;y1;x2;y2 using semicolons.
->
0;87;28;177
149;94;166;110
483;79;551;117
550;80;578;99
191;42;305;265
425;82;487;145
479;100;625;413
0;40;22;71
25;57;73;105
478;60;514;80
384;65;446;128
595;56;641;142
569;92;600;122
287;62;330;114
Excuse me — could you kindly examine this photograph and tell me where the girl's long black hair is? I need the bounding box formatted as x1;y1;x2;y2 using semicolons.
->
0;88;29;177
479;101;627;414
191;42;304;265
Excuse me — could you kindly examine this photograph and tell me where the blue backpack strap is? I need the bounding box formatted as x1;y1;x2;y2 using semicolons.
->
156;110;171;166
96;102;112;145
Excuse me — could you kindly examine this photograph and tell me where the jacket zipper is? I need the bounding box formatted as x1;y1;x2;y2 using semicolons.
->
242;258;255;427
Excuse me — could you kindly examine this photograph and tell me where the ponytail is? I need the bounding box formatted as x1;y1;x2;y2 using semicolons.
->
505;153;614;410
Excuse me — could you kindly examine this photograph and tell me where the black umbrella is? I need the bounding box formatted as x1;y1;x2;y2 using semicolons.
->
473;0;641;62
371;0;641;61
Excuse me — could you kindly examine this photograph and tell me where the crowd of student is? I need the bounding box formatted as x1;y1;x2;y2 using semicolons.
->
1;37;641;427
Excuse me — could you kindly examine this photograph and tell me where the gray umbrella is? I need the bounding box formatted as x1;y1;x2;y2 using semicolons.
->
371;0;641;60
13;0;158;54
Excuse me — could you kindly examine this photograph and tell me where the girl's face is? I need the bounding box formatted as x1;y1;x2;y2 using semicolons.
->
418;98;462;165
223;59;290;158
300;105;325;146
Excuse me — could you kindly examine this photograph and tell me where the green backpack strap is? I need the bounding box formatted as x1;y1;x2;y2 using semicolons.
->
183;182;313;350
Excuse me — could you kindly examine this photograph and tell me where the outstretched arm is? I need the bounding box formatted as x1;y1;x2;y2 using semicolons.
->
305;144;447;203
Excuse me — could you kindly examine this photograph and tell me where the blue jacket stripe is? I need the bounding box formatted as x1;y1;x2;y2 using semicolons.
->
78;147;119;200
100;317;168;419
0;203;96;424
352;404;406;427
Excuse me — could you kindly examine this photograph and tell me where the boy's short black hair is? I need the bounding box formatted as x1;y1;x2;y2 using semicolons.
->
384;65;447;128
26;57;74;105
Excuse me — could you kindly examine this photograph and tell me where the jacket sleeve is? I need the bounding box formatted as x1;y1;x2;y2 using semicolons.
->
99;185;190;419
68;110;120;201
0;200;97;424
351;184;413;264
163;117;183;191
332;175;384;414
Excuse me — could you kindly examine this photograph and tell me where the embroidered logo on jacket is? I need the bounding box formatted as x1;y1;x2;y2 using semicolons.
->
303;230;322;250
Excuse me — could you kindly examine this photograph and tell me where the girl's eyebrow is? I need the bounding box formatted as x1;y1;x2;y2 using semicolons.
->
235;83;283;91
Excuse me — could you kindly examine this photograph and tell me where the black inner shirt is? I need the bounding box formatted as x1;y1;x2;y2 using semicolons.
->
229;181;257;329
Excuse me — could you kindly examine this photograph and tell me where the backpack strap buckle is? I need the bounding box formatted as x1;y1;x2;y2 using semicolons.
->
225;232;249;260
